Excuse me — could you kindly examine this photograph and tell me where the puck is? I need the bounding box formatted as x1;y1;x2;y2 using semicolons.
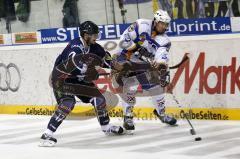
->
195;137;202;141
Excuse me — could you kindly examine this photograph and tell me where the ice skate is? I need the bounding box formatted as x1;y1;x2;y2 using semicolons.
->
39;133;57;147
102;124;124;135
153;109;177;126
123;115;135;134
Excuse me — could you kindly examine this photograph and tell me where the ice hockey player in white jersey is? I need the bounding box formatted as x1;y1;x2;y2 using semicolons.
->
112;9;177;132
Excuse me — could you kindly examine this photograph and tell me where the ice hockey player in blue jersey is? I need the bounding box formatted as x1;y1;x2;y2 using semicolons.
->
39;21;124;147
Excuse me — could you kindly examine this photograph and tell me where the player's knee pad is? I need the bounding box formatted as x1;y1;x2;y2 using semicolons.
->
90;95;106;109
54;98;76;121
151;94;166;114
90;96;109;125
58;98;76;114
122;92;136;106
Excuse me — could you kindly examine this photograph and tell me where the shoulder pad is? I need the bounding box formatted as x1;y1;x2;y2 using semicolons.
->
136;19;152;37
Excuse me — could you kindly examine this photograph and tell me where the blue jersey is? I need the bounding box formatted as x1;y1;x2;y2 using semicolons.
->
54;37;106;77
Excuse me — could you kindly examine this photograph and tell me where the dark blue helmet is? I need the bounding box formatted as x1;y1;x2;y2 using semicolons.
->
79;21;99;37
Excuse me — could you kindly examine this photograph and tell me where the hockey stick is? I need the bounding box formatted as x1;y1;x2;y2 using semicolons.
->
99;53;190;76
169;53;189;69
171;93;202;141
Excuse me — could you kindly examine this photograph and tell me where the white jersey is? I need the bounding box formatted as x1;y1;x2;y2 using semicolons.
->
119;19;171;64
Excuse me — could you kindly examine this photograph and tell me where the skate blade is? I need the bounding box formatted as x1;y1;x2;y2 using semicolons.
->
104;133;122;136
103;131;123;136
123;129;134;135
167;123;179;127
39;140;56;147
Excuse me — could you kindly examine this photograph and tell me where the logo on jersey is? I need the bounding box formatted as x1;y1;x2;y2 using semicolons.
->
161;54;168;59
137;33;148;45
71;44;85;52
128;23;136;32
71;44;82;49
124;33;131;42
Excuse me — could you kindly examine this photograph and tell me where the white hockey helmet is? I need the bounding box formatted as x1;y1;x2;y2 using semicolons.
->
154;9;171;24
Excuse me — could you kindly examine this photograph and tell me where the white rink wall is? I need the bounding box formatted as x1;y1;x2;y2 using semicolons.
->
0;34;240;119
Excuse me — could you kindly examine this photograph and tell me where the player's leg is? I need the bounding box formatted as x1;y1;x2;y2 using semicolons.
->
118;76;138;131
76;83;124;135
39;91;76;147
90;96;124;135
149;85;177;125
136;71;177;125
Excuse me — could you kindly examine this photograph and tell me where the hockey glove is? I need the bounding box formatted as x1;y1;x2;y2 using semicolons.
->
138;47;154;58
157;64;170;87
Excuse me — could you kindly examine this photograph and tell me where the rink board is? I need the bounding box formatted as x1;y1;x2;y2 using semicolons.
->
0;34;240;120
0;105;239;120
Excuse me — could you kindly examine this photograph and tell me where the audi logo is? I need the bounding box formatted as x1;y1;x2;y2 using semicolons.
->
0;63;21;92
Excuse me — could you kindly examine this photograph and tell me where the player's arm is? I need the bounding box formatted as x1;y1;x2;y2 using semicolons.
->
152;37;171;69
152;36;171;87
109;22;141;72
118;22;140;59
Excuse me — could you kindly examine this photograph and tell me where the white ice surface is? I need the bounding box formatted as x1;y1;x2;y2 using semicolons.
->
0;115;240;159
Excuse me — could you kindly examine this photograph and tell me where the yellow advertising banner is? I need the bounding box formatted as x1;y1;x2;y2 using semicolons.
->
0;104;239;120
0;34;4;44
